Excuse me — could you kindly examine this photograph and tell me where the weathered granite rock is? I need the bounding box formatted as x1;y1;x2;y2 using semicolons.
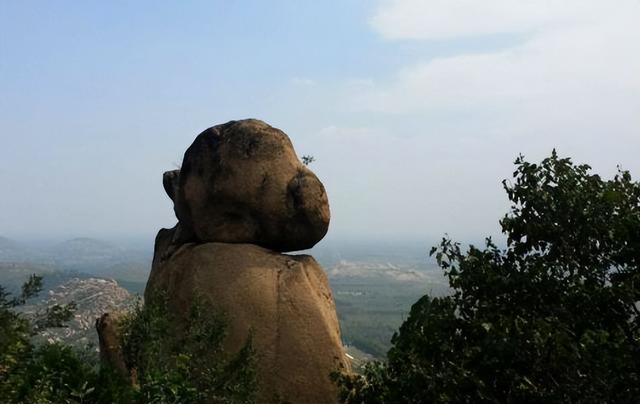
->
146;227;349;404
96;313;132;383
171;119;330;252
162;169;180;202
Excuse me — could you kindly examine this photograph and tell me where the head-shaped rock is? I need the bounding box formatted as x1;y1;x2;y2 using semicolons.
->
165;119;330;252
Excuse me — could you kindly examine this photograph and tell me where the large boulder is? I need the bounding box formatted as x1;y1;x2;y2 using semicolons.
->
172;119;330;252
146;228;350;404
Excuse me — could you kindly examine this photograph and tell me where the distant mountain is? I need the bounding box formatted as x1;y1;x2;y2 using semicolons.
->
47;237;151;275
48;238;123;269
0;262;56;292
0;236;21;250
0;236;152;297
0;236;34;262
52;237;122;255
104;261;150;283
21;277;136;348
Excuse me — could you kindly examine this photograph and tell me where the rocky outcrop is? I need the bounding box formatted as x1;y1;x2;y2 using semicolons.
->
148;233;348;403
171;119;330;252
133;119;349;403
22;277;135;348
96;313;131;382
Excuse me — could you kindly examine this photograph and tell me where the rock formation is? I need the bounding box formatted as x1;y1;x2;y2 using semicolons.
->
170;119;330;252
145;119;349;403
96;312;131;382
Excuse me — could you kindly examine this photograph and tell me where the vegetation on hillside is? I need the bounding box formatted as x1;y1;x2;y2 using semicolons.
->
0;276;257;403
335;151;640;403
119;293;257;403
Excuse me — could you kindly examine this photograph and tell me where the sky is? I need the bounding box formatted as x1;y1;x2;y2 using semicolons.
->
1;0;639;246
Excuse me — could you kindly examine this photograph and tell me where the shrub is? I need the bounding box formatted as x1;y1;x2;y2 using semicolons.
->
335;152;640;403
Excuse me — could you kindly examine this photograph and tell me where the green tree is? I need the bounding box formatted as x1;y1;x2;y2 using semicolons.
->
335;151;640;403
0;275;101;403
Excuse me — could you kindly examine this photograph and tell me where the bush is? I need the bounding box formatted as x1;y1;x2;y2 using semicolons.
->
0;275;102;403
120;293;257;403
335;151;640;403
0;276;257;403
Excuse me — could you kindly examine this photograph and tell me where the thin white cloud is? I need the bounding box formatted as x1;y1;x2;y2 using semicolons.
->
253;2;640;240
308;0;640;238
357;1;640;143
371;0;619;40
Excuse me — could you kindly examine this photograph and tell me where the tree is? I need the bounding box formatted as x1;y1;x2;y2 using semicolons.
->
335;151;640;403
0;275;103;403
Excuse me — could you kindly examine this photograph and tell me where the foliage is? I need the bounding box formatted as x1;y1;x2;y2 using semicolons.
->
0;275;99;403
0;276;257;403
301;155;315;166
335;151;640;403
4;342;126;403
15;274;44;305
0;284;32;391
120;293;257;403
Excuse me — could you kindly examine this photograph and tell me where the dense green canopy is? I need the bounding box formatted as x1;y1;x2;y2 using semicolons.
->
336;152;640;403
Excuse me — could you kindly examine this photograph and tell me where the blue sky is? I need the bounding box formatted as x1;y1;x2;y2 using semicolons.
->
1;1;639;245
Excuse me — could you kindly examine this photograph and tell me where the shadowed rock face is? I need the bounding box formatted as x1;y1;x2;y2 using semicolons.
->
171;119;330;252
147;228;349;404
96;313;132;383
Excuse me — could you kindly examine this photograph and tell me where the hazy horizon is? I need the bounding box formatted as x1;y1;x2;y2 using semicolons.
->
0;232;465;257
2;1;639;243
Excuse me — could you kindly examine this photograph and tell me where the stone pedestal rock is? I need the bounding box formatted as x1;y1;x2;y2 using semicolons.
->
147;227;349;403
137;119;349;403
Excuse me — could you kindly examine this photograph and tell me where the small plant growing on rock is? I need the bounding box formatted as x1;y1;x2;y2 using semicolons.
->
301;155;315;166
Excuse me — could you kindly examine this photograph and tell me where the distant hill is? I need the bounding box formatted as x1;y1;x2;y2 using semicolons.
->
0;262;56;293
21;277;136;349
0;236;151;271
0;235;21;251
48;238;126;272
0;236;152;296
0;236;35;262
103;261;150;283
51;237;122;258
